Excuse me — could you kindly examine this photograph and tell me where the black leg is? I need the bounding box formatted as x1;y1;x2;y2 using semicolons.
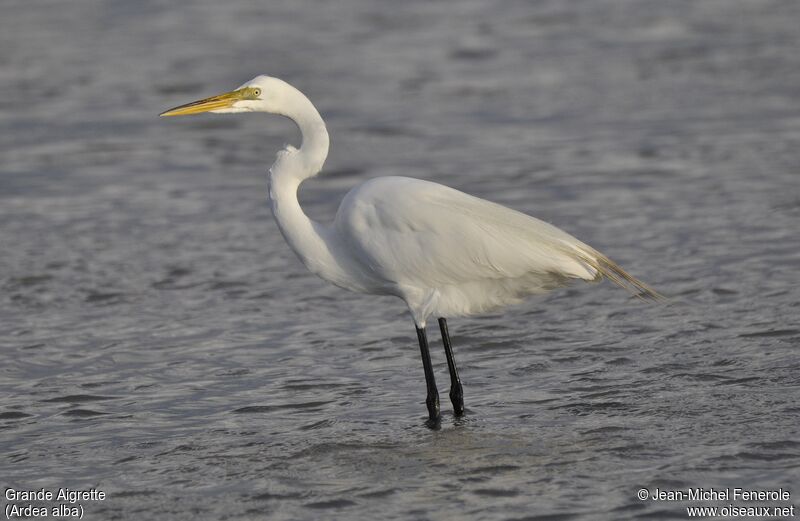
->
438;318;464;416
416;326;440;422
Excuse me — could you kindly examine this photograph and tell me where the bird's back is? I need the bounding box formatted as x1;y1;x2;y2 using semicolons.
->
332;176;658;320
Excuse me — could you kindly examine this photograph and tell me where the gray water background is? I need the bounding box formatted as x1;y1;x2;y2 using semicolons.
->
1;1;798;519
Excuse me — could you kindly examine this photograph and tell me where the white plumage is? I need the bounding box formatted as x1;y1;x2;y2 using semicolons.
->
161;75;661;421
335;176;602;323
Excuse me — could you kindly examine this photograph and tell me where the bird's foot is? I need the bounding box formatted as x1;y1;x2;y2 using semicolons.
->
450;385;465;417
426;393;440;422
424;417;442;430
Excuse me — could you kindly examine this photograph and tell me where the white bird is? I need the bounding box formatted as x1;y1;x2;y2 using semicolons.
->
161;75;662;423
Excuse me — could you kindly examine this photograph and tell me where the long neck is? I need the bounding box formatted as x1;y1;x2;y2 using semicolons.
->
281;91;329;176
267;88;351;286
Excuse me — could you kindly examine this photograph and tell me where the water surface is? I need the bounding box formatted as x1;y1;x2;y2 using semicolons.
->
1;1;798;519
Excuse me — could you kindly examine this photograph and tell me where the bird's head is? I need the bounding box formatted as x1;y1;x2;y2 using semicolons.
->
160;75;293;117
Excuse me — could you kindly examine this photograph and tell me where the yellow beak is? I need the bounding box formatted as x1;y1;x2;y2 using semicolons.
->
160;87;258;116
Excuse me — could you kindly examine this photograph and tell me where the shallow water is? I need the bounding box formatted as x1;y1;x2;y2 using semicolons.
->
1;1;798;519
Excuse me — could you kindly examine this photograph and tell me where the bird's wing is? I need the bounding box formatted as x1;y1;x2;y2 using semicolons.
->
335;177;612;290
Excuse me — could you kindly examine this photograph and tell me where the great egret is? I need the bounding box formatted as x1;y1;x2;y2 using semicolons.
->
161;75;662;423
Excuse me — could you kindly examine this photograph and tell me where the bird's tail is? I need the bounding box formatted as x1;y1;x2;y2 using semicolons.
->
576;249;665;302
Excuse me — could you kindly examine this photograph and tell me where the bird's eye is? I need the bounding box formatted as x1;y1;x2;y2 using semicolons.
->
253;88;261;97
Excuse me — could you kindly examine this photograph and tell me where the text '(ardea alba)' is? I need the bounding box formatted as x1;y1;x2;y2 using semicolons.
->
161;76;662;423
